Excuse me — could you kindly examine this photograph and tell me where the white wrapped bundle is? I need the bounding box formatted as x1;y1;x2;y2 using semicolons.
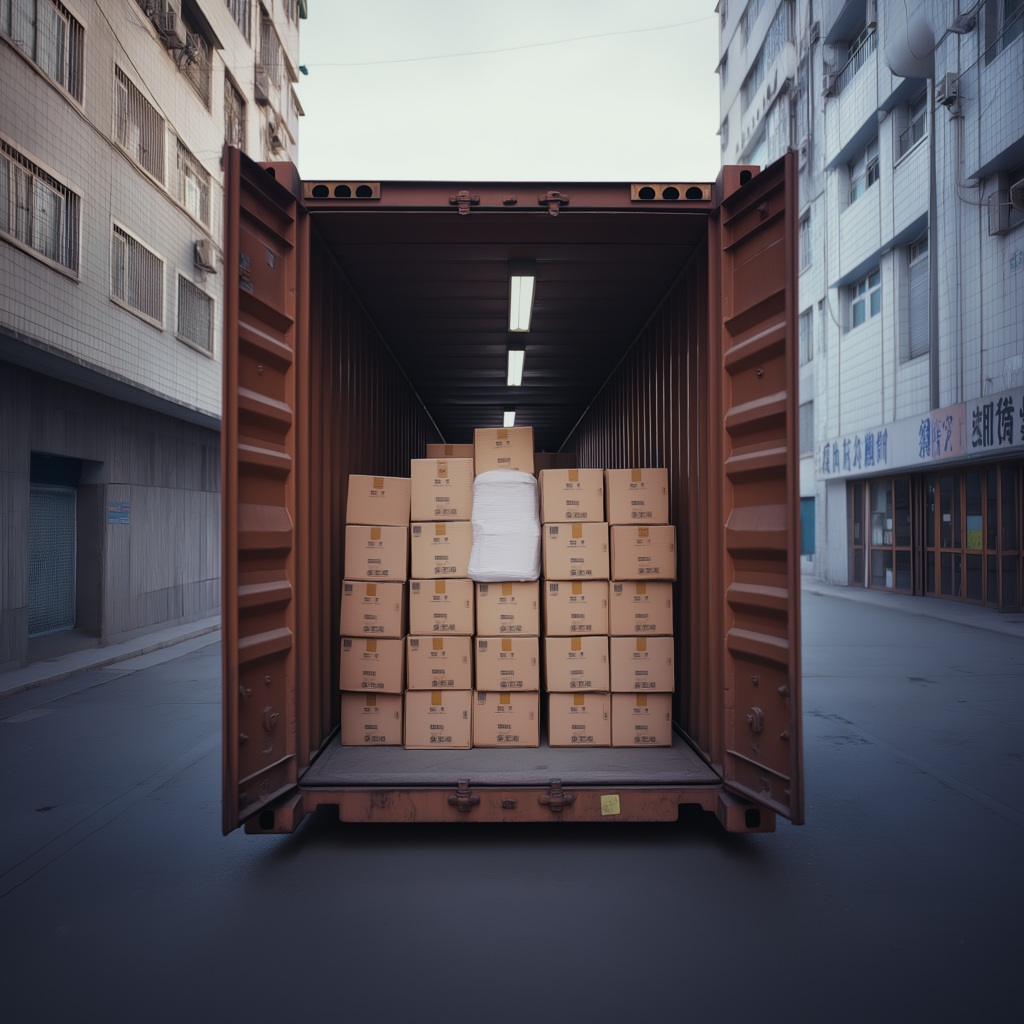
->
468;470;541;582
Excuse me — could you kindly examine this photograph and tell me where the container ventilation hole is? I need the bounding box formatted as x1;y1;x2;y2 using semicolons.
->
685;186;704;200
311;184;329;198
638;186;656;199
259;809;275;830
265;167;276;178
334;183;352;198
355;184;374;198
662;186;680;200
739;170;752;186
744;808;760;829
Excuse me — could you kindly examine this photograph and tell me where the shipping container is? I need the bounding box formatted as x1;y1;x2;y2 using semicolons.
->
222;150;802;835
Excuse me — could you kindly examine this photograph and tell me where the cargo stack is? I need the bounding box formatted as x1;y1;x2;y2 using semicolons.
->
339;476;411;746
404;455;476;748
606;469;677;747
539;468;612;747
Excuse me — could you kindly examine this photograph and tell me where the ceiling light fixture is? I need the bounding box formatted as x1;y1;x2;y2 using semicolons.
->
508;260;536;333
507;344;525;387
503;408;516;427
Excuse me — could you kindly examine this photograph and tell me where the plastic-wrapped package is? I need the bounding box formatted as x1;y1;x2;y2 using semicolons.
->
467;470;541;582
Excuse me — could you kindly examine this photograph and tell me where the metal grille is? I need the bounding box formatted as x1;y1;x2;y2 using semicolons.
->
225;76;246;148
181;28;212;107
176;138;211;225
177;275;213;351
3;0;83;100
227;0;252;43
28;484;77;637
112;224;164;322
260;12;282;88
835;29;876;96
0;140;80;271
115;66;166;183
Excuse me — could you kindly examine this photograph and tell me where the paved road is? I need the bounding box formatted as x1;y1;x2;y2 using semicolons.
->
1;593;1020;1023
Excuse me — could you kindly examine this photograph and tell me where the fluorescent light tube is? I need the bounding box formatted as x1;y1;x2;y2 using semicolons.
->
503;410;516;427
507;347;525;386
508;260;537;332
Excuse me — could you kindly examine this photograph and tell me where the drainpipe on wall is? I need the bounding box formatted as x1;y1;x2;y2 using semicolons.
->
929;90;940;409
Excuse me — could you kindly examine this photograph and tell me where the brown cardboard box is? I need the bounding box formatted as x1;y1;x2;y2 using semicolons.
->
538;468;605;523
472;691;540;747
542;522;610;581
346;475;411;527
408;578;475;635
604;468;669;525
410;521;473;578
546;692;610;747
608;581;674;636
475;636;540;691
475;581;540;636
339;581;406;638
543;636;610;692
426;443;476;464
542;580;609;636
609;636;675;692
410;458;474;521
611;692;673;747
473;426;535;474
609;525;677;581
406;635;473;690
340;692;403;746
339;637;405;693
344;526;409;582
403;689;473;749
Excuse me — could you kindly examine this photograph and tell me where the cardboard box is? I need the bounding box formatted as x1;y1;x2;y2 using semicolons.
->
604;468;669;525
410;458;474;521
608;581;674;636
546;692;610;748
538;468;605;523
609;636;675;692
609;525;677;581
403;689;473;749
339;637;405;693
542;580;609;636
473;691;540;747
339;581;406;638
344;526;409;582
474;426;535;475
475;636;540;691
611;692;674;747
543;636;610;692
475;581;540;636
408;578;475;635
426;443;475;468
542;522;610;581
410;521;473;578
340;692;403;746
406;635;473;690
346;475;411;527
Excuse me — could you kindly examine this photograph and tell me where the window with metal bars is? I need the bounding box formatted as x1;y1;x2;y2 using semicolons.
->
175;138;210;225
115;67;166;184
259;8;282;88
225;75;246;149
1;0;84;101
177;275;213;352
179;8;212;108
799;308;813;365
227;0;252;43
0;140;80;272
111;224;164;324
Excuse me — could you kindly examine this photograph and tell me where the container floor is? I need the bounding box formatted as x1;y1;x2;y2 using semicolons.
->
300;729;720;788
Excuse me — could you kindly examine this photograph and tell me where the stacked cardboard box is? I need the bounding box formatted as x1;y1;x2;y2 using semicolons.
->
339;476;411;746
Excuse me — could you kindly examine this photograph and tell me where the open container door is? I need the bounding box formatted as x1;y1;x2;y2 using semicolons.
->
708;153;804;825
222;149;314;834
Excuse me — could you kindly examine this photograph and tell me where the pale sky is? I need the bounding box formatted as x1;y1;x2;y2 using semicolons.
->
294;1;722;183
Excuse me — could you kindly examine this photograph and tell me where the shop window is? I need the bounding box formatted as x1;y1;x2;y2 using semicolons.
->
868;477;912;591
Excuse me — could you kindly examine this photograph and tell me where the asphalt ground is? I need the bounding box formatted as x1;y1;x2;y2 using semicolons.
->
1;592;1020;1023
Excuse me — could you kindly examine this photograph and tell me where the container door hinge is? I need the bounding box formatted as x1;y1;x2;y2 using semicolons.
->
539;191;569;216
539;778;576;812
448;778;480;812
449;190;480;215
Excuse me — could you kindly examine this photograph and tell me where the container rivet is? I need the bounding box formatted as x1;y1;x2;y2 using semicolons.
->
756;367;764;378
778;685;790;697
257;364;264;374
780;731;789;741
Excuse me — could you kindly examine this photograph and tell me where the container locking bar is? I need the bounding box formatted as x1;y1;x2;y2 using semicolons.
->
448;778;480;812
539;778;575;812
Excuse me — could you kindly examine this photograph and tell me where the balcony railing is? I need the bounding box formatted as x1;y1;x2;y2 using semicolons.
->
834;29;876;96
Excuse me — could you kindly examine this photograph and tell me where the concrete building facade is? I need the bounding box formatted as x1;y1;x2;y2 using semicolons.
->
0;0;303;671
718;0;1024;610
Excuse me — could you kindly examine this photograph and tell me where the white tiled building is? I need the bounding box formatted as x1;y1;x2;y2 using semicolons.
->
718;0;1024;612
0;0;304;671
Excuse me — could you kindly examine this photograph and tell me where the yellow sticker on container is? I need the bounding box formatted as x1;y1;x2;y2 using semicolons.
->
569;469;579;482
366;584;376;596
502;638;512;651
366;695;376;706
636;638;647;652
600;794;621;816
370;527;381;540
366;639;377;652
631;469;642;482
638;527;649;538
573;694;585;706
433;638;444;650
431;692;443;706
373;477;384;489
435;581;445;594
435;524;446;536
637;694;647;706
572;582;582;594
636;582;646;595
572;524;583;538
571;638;582;651
500;693;511;705
437;460;448;477
497;428;508;441
502;583;512;595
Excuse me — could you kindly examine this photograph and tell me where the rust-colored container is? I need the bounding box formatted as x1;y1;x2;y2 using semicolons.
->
222;151;801;836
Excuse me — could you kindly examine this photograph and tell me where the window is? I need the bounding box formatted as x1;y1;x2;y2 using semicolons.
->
740;0;766;46
177;276;214;352
869;478;913;591
1;0;84;100
111;224;163;324
720;52;728;88
720;117;730;150
175;138;210;225
179;11;212;108
834;20;876;95
1003;0;1024;46
850;270;880;328
799;213;811;270
740;47;764;111
849;138;879;204
799;400;814;453
799;308;813;365
739;3;791;111
721;0;728;28
115;67;166;184
907;235;929;360
985;0;1024;61
259;8;282;88
899;91;928;159
227;0;252;44
225;76;246;149
0;140;79;271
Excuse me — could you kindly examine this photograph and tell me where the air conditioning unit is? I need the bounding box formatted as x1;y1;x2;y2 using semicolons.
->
798;135;810;169
1010;177;1024;214
194;239;218;273
254;66;270;105
269;128;286;153
935;71;959;107
158;1;187;49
